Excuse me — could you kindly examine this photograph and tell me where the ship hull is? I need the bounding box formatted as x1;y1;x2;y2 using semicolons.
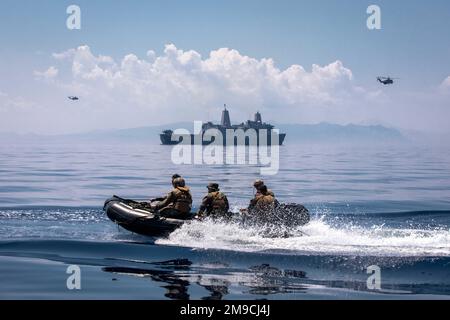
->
160;132;286;146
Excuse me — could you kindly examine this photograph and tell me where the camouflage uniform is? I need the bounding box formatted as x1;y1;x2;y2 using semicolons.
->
198;185;230;217
249;192;276;212
256;189;275;197
253;179;275;197
249;182;277;213
155;178;192;214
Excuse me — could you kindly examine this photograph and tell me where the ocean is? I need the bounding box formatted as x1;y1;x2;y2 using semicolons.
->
1;139;450;299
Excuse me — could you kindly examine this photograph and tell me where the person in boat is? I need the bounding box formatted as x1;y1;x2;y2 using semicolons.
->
197;183;230;219
246;184;279;213
151;177;193;218
150;174;182;202
253;179;275;197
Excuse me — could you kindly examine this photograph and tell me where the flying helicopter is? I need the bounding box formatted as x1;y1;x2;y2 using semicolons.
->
377;76;398;85
68;96;79;101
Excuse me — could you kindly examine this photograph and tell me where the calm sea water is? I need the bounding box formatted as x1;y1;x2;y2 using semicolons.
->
1;139;450;299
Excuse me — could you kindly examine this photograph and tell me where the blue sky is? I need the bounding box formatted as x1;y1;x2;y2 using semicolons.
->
0;0;449;134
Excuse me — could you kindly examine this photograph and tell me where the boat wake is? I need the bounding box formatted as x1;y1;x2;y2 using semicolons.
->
1;206;449;257
157;214;450;257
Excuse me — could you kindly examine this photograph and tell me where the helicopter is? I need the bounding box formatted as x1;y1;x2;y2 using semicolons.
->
377;76;398;85
68;96;79;101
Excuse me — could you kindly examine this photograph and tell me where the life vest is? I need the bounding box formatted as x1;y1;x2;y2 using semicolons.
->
210;191;228;212
256;189;275;197
172;186;192;214
253;193;275;211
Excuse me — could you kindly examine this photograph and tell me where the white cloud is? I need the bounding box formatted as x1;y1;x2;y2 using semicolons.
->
33;66;59;80
45;44;365;123
52;49;76;60
2;44;449;135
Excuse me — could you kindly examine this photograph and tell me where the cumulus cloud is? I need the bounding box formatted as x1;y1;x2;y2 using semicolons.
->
2;44;448;135
10;43;417;134
47;44;364;122
34;66;59;80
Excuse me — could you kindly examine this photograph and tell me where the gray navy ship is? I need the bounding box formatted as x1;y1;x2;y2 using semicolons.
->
160;106;286;145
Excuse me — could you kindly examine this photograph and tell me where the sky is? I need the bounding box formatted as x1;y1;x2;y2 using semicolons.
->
0;0;449;134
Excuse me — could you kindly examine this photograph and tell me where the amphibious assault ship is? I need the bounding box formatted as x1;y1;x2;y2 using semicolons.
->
160;106;286;145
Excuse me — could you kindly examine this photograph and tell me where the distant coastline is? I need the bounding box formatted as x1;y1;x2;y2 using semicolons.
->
0;122;410;145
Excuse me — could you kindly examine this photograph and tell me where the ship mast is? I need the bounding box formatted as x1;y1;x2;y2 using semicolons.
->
254;111;262;123
221;104;231;127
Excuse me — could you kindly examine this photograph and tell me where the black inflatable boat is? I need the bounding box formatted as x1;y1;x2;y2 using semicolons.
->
104;195;310;237
104;196;193;237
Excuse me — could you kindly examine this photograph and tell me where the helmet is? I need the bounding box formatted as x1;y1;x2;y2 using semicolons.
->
207;183;219;191
253;179;265;188
173;177;186;187
172;174;181;181
259;185;268;194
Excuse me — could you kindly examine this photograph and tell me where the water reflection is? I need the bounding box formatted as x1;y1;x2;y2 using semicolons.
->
102;257;450;299
245;264;308;295
103;259;192;299
102;259;309;300
195;276;230;300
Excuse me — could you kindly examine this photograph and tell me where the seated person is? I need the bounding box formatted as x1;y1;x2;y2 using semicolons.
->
253;179;275;197
152;177;192;218
197;183;230;219
248;185;278;214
